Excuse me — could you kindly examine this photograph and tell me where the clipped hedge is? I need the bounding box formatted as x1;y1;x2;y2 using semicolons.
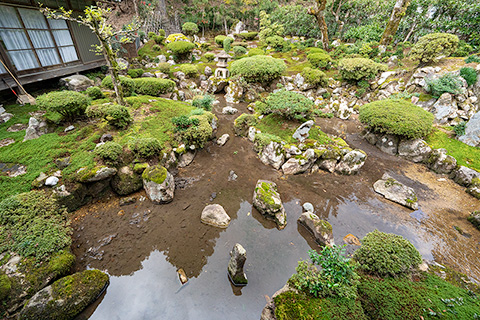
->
36;90;90;121
359;99;434;139
230;55;286;84
215;35;234;47
233;45;247;57
409;33;459;64
127;68;144;78
133;78;175;96
86;103;132;129
101;75;135;96
94;141;123;165
265;35;287;51
178;64;198;78
85;86;104;100
129;137;162;158
182;22;199;36
307;52;333;69
167;41;195;57
338;58;387;81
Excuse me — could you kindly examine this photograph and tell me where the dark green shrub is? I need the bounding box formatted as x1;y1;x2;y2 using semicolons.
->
238;32;258;40
409;33;459;64
265;35;287;52
454;121;467;136
36;90;90;121
153;36;164;45
289;246;359;299
94;141;123;165
129;137;162;158
338;58;387;81
248;48;265;56
178;64;198;78
148;32;156;39
233;45;247;57
101;75;135;96
157;62;171;74
465;55;480;63
301;67;328;87
223;37;232;52
262;90;314;120
152;44;161;51
353;230;422;277
230;55;286;84
167;41;195;57
182;22;199;36
359;99;434;139
85;86;104;99
127;68;144;78
133;78;175;96
204;52;215;62
460;67;478;86
454;40;474;57
307;52;333;69
425;73;463;98
86;103;132;129
180;113;214;147
343;24;383;42
192;94;215;111
171;115;200;132
214;35;233;46
0;190;71;258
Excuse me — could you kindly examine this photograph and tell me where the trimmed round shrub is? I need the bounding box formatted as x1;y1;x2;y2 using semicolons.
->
409;33;459;64
153;35;164;45
158;29;166;37
454;40;474;57
157;62;171;74
230;55;286;84
152;44;162;51
204;52;215;62
86;103;132;129
127;68;144;78
101;75;135;96
338;58;387;81
165;33;189;43
232;42;248;48
353;230;422;277
238;31;258;41
215;35;227;46
460;67;478;86
182;22;199;36
36;90;90;121
129;137;162;158
233;45;247;57
307;52;333;69
133;78;175;96
223;37;232;52
180;113;214;148
301;67;328;87
178;64;198;78
94;141;123;165
167;41;195;57
359;99;434;139
262;90;314;120
148;32;156;39
248;48;264;56
265;35;287;52
85;86;104;99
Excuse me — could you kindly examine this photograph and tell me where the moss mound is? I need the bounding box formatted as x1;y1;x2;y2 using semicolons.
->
142;165;168;184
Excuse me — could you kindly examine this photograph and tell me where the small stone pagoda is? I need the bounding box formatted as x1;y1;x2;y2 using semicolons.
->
214;51;231;78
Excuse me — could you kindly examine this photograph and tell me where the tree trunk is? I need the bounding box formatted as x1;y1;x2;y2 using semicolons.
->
308;0;329;50
380;0;411;46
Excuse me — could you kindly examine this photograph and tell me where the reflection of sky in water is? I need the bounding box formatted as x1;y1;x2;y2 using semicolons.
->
86;196;436;319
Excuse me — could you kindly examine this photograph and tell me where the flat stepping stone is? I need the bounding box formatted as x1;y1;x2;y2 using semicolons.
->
373;173;418;210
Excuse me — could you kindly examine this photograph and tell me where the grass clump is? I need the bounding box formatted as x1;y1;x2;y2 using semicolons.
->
260;90;314;121
94;141;123;166
459;67;478;86
85;86;105;100
353;230;422;277
230;55;286;84
301;67;328;87
465;55;480;64
133;78;175;96
129;137;162;159
426;73;464;98
359;99;434;139
338;58;387;81
36;91;90;121
409;33;459;64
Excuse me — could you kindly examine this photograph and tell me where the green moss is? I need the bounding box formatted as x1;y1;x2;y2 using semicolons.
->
256;182;281;210
0;273;11;301
47;250;75;276
314;219;333;233
133;163;149;174
77;166;106;182
142;166;168;184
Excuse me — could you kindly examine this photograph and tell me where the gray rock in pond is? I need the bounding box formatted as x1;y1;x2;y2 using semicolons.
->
373;173;418;210
18;270;109;320
201;204;231;228
59;74;94;91
398;139;432;163
302;202;314;212
259;141;285;170
292;120;314;143
228;243;247;286
216;133;230;146
335;150;367;175
298;212;334;247
45;176;59;187
459;111;480;147
142;165;175;204
111;166;143;195
253;180;287;229
375;134;399;155
451;166;480;187
427;148;457;174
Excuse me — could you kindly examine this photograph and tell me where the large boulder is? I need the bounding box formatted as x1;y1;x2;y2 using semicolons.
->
77;166;117;183
207;76;229;93
335;150;367;175
59;74;94;91
451;166;480;187
253;180;287;229
23;117;47;141
427;148;457;174
111;166;143;195
298;212;334;247
373;173;418;210
259;141;285;170
227;243;247;286
142;165;175;204
459;111;480;147
281;149;316;175
432;93;458;124
398;139;432;163
201;204;231;228
18;270;109;320
292;120;314;142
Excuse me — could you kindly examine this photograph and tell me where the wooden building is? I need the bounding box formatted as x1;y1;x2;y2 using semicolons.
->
0;0;105;92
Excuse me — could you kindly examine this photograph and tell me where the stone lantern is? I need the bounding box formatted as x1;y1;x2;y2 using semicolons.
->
215;52;230;79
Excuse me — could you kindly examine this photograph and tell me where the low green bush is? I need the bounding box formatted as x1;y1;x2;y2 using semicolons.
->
153;36;164;45
465;55;480;63
453;121;467;136
460;67;478;86
179;113;214;148
178;64;198;78
353;230;422;277
133;78;175;96
338;58;387;81
148;32;156;39
232;42;248;48
238;31;258;40
86;103;132;129
85;86;104;100
261;90;313;120
204;52;215;62
129;137;162;158
101;75;135;96
171;115;200;132
307;52;333;69
182;22;199;36
343;24;383;42
301;67;328;87
233;45;247;57
425;73;463;98
192;94;215;111
127;68;144;78
409;33;459;64
223;37;233;52
359;99;434;139
158;29;166;37
36;90;90;121
230;55;286;84
265;35;287;52
215;35;233;47
454;40;474;57
248;48;265;56
166;41;195;57
94;141;123;165
157;62;171;74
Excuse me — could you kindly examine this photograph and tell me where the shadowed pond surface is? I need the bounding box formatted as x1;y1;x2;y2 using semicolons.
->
73;98;480;320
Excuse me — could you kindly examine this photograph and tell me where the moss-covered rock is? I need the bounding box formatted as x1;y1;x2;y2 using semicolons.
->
298;212;334;247
253;180;286;229
142;165;175;204
0;273;11;301
19;269;109;320
467;211;480;230
76;166;117;183
111;166;143;196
